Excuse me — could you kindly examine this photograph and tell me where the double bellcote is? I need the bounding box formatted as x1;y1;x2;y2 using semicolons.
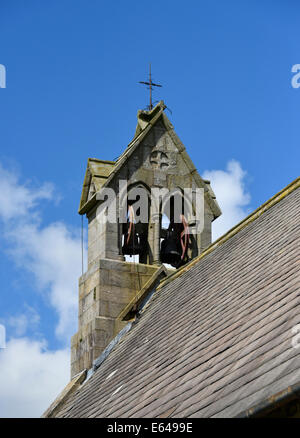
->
79;101;221;270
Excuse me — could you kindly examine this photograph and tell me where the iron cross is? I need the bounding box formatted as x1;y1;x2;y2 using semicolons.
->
139;64;162;110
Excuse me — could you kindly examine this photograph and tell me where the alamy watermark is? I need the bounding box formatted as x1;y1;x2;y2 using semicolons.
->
0;64;6;88
291;64;300;88
0;324;6;349
95;181;205;234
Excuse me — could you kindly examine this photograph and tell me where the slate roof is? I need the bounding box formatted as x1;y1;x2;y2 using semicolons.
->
48;177;300;418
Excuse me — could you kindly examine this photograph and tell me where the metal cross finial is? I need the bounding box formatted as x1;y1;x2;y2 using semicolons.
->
139;64;162;111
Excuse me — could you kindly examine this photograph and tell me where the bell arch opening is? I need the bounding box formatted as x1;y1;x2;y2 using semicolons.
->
119;182;151;264
160;189;192;269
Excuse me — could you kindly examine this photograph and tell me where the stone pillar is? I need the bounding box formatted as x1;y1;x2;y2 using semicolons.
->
152;212;161;265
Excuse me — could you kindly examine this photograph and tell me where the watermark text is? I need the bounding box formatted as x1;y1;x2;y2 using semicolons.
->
0;64;6;88
0;324;6;349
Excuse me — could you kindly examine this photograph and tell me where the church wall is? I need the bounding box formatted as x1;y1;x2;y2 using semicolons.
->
71;258;158;378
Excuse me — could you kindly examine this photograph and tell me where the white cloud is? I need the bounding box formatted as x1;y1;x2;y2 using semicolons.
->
0;338;69;418
0;163;85;342
203;160;251;241
0;163;54;221
7;305;40;338
7;314;30;337
7;306;40;337
0;162;85;417
6;222;82;340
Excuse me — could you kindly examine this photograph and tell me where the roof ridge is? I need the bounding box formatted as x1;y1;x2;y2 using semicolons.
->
157;176;300;290
109;102;166;172
88;158;116;164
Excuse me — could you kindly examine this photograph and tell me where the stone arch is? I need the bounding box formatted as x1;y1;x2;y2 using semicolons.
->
119;181;151;264
160;187;194;223
159;187;196;268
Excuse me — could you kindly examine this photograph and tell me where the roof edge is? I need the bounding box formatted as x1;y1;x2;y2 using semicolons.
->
157;176;300;290
78;158;116;215
102;103;166;188
236;380;300;417
88;158;116;165
42;369;87;418
117;265;168;321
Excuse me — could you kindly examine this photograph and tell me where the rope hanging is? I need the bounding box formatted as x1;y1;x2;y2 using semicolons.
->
81;215;84;276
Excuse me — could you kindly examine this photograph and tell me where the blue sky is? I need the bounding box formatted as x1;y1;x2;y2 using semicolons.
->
0;0;299;417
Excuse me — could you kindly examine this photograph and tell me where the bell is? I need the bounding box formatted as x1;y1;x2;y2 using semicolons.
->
122;232;141;255
122;220;142;255
161;236;181;267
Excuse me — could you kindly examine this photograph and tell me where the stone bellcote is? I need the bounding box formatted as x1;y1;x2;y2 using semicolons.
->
71;101;221;378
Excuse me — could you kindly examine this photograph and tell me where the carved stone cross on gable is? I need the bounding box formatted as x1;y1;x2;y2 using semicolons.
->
150;150;170;170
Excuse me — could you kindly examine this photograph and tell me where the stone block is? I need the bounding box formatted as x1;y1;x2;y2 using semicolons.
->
100;285;137;305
